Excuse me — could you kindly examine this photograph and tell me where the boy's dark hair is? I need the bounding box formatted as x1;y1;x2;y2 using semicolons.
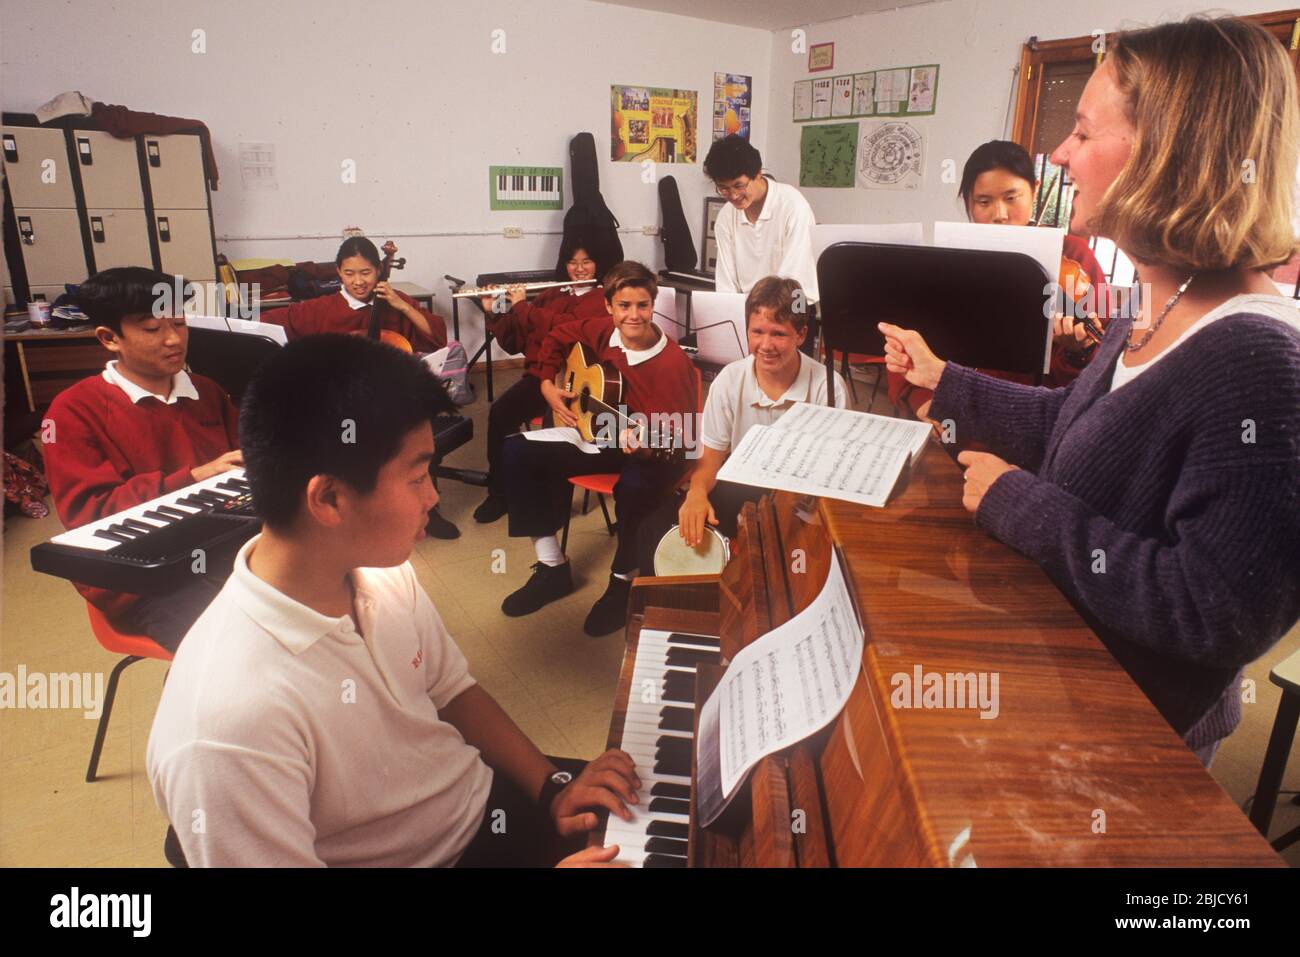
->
703;134;762;182
745;276;808;333
556;232;611;283
601;260;657;303
75;266;186;334
239;334;456;530
958;140;1038;210
335;236;382;268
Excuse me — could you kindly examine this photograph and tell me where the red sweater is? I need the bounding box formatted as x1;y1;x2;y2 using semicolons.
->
489;287;609;377
889;236;1111;419
536;316;697;420
271;291;447;352
42;372;240;617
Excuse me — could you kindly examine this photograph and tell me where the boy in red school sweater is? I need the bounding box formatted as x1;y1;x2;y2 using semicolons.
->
499;261;698;637
472;233;612;524
42;267;242;652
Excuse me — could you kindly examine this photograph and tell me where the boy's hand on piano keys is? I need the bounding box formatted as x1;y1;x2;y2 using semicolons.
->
878;322;946;391
678;489;718;548
540;379;580;428
549;748;641;837
956;450;1018;513
556;844;626;868
190;449;244;483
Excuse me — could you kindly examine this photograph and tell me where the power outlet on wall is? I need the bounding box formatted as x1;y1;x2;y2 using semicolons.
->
503;227;523;239
641;225;659;236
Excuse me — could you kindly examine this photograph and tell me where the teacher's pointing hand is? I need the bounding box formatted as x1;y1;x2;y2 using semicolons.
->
878;322;946;392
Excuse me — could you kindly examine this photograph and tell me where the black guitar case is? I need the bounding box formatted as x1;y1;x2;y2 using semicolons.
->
657;175;696;271
559;132;623;279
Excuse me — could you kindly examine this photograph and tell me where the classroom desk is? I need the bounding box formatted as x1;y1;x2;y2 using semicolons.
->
3;326;110;413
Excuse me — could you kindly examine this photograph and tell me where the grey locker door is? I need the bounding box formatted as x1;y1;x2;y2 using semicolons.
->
85;208;153;271
12;207;89;286
73;130;147;209
153;208;216;281
143;134;208;209
1;126;76;208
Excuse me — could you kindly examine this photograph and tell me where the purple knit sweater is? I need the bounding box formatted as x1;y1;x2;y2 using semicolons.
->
930;309;1300;747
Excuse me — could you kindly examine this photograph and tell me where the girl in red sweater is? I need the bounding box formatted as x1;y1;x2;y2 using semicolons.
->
44;267;242;651
472;233;612;523
889;140;1111;422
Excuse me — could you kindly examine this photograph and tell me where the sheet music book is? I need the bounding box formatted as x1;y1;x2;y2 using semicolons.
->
715;403;930;508
696;550;864;827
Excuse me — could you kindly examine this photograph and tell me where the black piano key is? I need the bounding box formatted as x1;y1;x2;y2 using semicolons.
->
662;685;694;704
647;820;689;839
217;479;246;491
667;647;720;669
644;854;686;868
93;528;135;544
654;753;691;777
195;490;231;504
176;495;208;508
648;797;691;816
142;509;179;524
668;632;721;649
645;836;689;856
650;782;691;801
656;737;692;758
156;505;191;519
106;523;144;538
658;706;695;733
121;518;156;534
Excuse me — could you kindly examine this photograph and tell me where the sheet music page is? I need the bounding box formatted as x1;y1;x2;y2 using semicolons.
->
716;404;930;508
519;426;602;454
696;553;863;827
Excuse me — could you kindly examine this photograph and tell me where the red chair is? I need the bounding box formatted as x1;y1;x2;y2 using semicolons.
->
84;603;173;783
827;348;887;409
559;368;703;553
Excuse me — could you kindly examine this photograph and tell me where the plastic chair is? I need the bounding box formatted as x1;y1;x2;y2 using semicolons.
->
1248;646;1300;851
84;603;173;783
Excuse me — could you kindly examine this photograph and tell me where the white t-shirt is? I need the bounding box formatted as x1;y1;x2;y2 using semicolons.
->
700;353;847;453
1110;294;1300;391
147;536;493;867
713;178;819;303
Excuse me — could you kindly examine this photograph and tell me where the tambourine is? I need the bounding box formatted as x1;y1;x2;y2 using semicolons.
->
652;525;731;576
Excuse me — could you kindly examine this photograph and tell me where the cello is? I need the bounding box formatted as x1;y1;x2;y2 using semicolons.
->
361;239;415;353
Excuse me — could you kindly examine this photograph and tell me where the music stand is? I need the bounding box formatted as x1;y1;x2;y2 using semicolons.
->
687;291;748;369
817;242;1053;407
185;326;283;403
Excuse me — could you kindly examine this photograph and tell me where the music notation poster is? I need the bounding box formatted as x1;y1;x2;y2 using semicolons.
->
795;64;939;122
799;123;857;188
696;550;864;827
858;121;925;191
713;73;752;141
611;85;698;164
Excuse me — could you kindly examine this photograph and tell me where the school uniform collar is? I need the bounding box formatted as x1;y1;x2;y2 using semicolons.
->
609;325;668;366
745;352;812;408
229;535;369;654
341;288;368;310
102;360;200;405
737;176;777;228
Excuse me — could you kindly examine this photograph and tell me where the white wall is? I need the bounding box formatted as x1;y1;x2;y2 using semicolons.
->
764;0;1289;236
0;0;771;358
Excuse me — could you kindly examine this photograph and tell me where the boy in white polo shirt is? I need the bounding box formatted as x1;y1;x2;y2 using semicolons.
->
147;334;639;867
637;277;846;572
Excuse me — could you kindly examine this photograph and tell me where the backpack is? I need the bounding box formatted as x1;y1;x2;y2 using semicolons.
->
426;341;474;405
558;132;624;276
657;175;697;271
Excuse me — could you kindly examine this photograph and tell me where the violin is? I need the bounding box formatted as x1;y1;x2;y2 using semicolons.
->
361;239;414;353
1058;254;1105;343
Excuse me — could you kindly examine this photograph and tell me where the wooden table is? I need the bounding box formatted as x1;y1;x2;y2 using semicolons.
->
4;326;109;412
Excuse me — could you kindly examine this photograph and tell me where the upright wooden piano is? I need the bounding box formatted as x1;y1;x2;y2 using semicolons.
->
598;450;1282;867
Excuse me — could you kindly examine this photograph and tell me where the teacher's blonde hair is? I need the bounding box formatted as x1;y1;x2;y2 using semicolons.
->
1092;15;1298;271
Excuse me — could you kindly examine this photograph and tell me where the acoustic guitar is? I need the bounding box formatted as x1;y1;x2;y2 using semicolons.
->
557;343;680;461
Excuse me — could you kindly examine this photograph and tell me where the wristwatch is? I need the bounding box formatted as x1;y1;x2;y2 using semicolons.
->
537;769;573;813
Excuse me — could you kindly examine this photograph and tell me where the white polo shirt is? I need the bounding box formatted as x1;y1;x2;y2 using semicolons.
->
147;535;493;867
713;178;819;303
700;353;846;453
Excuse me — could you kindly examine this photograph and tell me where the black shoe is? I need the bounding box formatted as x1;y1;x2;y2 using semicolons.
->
502;561;573;617
584;574;632;637
425;507;460;540
473;494;509;524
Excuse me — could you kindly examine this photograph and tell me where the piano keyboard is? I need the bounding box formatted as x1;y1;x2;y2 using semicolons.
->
490;166;563;210
497;172;558;203
602;629;721;868
30;470;259;595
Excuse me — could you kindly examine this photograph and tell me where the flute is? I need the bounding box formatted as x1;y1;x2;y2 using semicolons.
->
451;279;597;299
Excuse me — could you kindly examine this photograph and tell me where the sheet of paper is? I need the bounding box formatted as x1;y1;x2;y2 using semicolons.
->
716;404;929;508
793;80;813;121
696;553;863;826
933;221;1063;290
831;75;854;117
811;77;833;119
519;426;601;454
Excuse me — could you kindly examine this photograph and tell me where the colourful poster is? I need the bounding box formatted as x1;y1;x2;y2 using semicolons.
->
612;85;698;163
713;73;753;141
799;123;857;188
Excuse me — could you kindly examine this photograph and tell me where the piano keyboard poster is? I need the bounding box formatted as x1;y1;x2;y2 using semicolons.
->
489;166;563;210
696;552;864;827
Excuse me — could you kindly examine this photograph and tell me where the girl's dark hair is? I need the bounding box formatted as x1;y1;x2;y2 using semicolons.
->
703;134;763;182
958;140;1037;209
556;232;609;282
75;266;187;334
240;334;455;529
335;236;382;269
